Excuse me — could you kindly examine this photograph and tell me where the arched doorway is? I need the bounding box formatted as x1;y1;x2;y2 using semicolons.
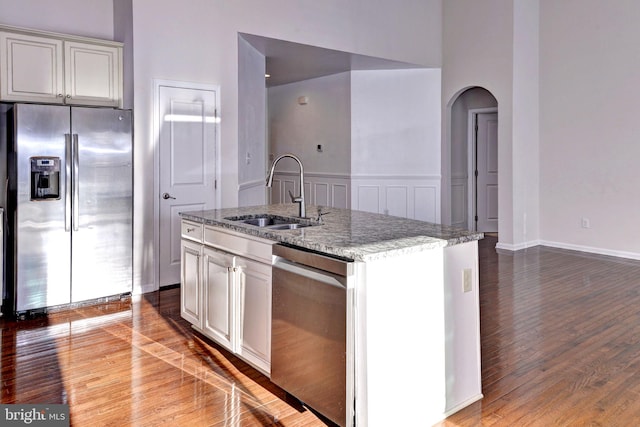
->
447;87;498;234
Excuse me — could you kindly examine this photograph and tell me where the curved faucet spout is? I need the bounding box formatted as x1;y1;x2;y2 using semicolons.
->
266;153;306;218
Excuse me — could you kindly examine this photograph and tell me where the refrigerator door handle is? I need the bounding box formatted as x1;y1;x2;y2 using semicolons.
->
72;134;80;232
65;134;72;232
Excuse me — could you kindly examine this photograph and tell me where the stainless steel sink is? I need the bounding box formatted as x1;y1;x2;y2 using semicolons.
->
241;217;290;227
224;214;317;230
268;223;309;230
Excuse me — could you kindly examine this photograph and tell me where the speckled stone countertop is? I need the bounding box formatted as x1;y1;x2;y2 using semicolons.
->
180;204;483;262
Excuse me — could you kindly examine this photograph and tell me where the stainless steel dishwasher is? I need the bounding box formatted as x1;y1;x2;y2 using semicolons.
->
271;244;355;427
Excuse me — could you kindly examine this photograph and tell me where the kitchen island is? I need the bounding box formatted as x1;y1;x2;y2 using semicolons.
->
179;204;483;426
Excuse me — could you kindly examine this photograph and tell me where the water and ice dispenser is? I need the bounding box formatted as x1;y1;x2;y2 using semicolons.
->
30;157;61;200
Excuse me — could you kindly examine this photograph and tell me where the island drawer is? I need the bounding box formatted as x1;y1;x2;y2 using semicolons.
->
181;220;203;242
204;226;273;264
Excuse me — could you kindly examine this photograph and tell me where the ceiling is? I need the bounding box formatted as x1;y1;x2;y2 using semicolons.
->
240;33;423;87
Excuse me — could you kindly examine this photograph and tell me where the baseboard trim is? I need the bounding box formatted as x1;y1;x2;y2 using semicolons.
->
495;239;640;261
495;240;541;251
136;283;158;295
441;393;484;420
539;240;640;261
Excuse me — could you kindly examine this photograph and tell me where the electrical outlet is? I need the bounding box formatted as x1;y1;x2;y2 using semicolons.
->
463;268;472;293
581;217;590;229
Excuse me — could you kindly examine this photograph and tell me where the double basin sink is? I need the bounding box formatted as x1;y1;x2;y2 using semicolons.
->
225;214;318;230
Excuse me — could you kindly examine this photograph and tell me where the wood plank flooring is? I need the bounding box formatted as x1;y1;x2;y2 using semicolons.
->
438;236;640;426
3;237;640;426
0;289;331;426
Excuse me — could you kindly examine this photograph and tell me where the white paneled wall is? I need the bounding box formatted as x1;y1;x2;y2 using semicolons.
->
351;175;441;223
451;176;468;229
268;172;350;210
269;171;442;222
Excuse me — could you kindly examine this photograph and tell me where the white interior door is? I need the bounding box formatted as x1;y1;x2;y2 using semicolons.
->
158;83;217;286
476;112;498;232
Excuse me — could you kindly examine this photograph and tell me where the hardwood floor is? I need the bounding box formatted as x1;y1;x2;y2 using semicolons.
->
439;236;640;426
3;238;640;426
0;289;332;426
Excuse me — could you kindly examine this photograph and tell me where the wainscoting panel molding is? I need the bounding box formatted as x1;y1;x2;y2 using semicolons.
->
451;176;468;228
269;172;350;209
314;182;329;207
386;186;408;218
265;173;439;221
357;186;380;214
351;175;441;222
414;186;438;223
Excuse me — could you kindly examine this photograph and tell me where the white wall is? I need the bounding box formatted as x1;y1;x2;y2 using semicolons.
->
0;0;443;293
131;0;443;289
268;72;351;175
351;69;442;222
268;72;351;209
539;0;640;258
0;0;114;39
238;36;267;206
443;0;514;243
113;0;134;110
512;0;540;248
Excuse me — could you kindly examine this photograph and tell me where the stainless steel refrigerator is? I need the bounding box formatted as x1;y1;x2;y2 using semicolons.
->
7;103;132;314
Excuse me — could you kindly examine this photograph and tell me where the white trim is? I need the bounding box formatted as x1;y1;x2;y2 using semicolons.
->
495;239;640;261
351;173;441;180
539;240;640;261
137;283;157;296
238;178;265;191
441;394;484;420
152;79;221;291
467;107;498;231
274;171;351;180
495;240;541;251
0;23;123;47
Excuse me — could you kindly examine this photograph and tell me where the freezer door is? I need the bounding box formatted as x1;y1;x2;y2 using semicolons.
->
70;107;132;302
14;104;71;311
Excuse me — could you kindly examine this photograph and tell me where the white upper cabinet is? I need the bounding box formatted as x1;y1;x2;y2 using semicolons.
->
63;41;121;106
0;32;63;104
0;26;122;107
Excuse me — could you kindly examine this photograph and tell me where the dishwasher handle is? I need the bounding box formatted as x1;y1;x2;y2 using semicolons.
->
272;244;353;277
273;256;348;290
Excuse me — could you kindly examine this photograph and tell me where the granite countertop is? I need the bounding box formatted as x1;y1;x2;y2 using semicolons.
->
180;204;483;262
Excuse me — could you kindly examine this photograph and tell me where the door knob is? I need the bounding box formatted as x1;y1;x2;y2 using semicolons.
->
162;193;176;200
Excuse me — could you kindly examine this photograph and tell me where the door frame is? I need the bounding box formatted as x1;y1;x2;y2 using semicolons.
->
467;107;498;231
152;79;221;291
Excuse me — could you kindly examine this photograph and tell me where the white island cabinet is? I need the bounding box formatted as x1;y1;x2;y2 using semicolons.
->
0;25;122;107
180;204;483;426
180;220;273;375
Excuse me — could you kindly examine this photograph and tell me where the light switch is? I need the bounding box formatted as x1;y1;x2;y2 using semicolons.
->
463;268;472;293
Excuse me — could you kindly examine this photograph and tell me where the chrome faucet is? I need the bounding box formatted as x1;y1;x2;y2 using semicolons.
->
266;153;306;218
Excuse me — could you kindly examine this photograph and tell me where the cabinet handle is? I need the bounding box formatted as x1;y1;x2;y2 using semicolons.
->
238;269;245;343
186;227;195;233
66;94;71;99
57;93;64;98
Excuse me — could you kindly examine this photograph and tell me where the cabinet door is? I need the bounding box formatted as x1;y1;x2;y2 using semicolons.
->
202;247;235;352
0;32;64;103
237;257;272;374
64;41;121;107
180;240;202;327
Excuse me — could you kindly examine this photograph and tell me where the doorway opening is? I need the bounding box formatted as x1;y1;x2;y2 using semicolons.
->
448;87;498;233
